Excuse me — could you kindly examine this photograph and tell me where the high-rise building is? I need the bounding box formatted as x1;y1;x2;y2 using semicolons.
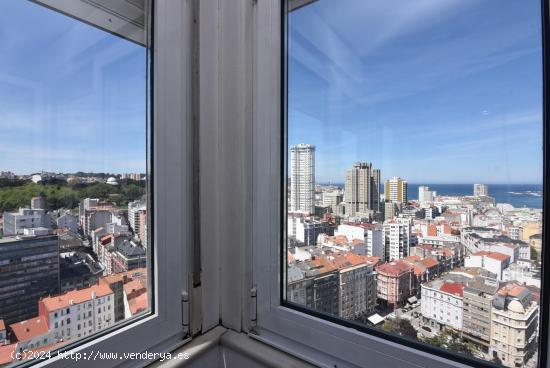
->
128;200;147;235
385;177;408;204
418;186;435;203
290;144;315;214
0;235;60;325
473;183;488;197
383;219;411;261
344;162;381;216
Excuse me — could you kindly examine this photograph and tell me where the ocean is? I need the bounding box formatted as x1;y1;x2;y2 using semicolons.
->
323;183;543;209
405;184;543;209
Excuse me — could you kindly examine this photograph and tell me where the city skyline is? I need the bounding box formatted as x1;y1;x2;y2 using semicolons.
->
288;0;543;184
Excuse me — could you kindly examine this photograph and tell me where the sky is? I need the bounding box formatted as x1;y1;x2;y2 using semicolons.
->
0;0;147;174
288;0;543;184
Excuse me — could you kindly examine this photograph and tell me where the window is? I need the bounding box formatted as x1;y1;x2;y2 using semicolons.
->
282;0;544;367
0;1;191;367
251;1;548;368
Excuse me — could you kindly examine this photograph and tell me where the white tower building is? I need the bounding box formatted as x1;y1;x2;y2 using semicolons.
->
290;144;315;214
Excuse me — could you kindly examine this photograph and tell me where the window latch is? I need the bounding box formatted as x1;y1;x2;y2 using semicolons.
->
181;290;190;337
250;286;257;333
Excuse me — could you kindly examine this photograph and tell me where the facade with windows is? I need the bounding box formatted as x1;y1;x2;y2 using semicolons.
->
490;284;539;367
38;284;115;341
0;235;60;325
289;144;316;214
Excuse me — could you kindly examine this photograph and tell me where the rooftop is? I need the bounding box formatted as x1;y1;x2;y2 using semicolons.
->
376;260;413;276
439;282;465;297
9;316;49;342
40;284;113;312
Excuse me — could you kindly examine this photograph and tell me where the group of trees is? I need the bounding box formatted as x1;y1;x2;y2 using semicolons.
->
0;180;146;212
381;319;476;358
381;318;417;339
420;330;475;357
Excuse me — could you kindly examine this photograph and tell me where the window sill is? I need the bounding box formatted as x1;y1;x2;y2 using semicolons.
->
149;326;316;368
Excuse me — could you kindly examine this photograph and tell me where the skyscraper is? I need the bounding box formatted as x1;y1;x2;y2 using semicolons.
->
418;186;435;203
344;162;381;216
473;183;488;197
385;176;408;204
290;144;315;214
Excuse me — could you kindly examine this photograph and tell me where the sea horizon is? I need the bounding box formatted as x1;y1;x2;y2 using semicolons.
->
317;183;543;209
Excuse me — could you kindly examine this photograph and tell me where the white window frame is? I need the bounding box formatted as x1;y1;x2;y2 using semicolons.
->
24;1;194;367
251;1;548;368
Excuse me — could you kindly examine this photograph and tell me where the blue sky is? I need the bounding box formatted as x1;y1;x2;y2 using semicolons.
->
288;0;543;184
0;0;147;174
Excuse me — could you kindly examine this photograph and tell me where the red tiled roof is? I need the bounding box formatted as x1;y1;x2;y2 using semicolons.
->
0;320;5;331
40;284;113;312
129;292;148;316
486;252;510;262
287;252;295;264
416;244;434;251
10;317;49;342
99;268;147;286
436;248;454;257
376;260;413;276
473;251;490;256
0;344;16;365
123;279;147;296
420;257;439;268
440;282;464;297
365;256;381;266
310;258;337;273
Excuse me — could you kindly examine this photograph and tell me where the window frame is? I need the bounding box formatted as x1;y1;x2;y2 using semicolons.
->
18;1;194;367
252;1;550;368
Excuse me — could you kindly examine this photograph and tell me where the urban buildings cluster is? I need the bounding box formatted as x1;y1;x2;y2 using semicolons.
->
0;171;143;185
0;180;148;365
287;144;542;367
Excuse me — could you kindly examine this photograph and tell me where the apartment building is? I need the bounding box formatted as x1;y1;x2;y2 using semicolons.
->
376;260;413;309
384;176;408;204
100;268;148;322
335;224;383;259
490;284;539;367
38;284;115;342
127;200;146;235
345;162;381;216
2;208;50;236
383;220;411;261
334;254;377;319
9;316;53;352
462;276;500;353
464;251;511;280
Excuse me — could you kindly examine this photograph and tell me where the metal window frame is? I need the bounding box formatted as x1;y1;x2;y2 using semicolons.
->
252;1;550;368
12;1;194;367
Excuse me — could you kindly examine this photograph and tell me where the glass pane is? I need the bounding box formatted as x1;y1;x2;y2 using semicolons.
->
285;1;543;367
0;0;150;364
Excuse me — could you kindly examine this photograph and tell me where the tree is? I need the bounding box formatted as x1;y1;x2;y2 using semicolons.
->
382;318;417;339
